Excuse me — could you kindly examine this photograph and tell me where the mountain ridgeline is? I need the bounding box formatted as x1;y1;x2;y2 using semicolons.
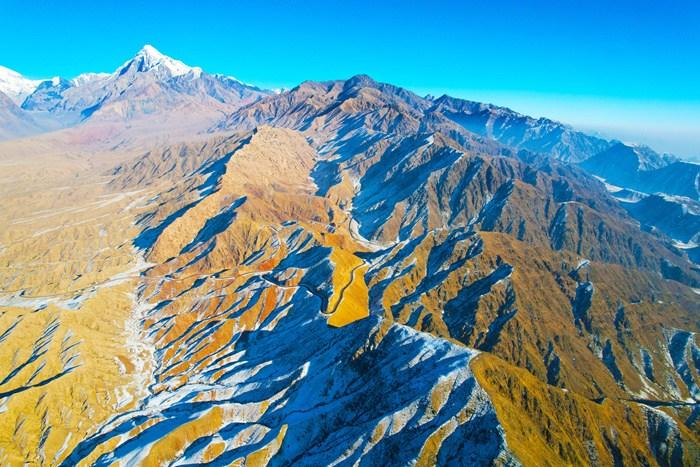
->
0;47;698;466
0;45;270;143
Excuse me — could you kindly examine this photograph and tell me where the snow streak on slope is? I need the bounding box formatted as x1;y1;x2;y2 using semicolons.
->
62;242;514;465
58;127;516;465
2;67;700;465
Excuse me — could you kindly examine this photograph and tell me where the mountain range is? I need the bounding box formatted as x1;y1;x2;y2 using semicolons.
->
0;45;698;466
0;45;269;145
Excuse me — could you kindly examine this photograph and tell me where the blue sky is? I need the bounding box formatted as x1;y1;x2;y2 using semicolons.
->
1;0;699;158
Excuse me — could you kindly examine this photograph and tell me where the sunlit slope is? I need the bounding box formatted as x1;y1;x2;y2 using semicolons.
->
364;227;700;400
102;114;699;464
56;127;516;465
327;248;369;327
222;76;698;284
0;146;154;465
473;353;700;466
214;76;700;464
0;72;699;466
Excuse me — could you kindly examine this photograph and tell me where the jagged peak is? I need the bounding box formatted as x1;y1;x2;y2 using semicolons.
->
70;72;110;87
117;44;193;77
138;44;162;58
33;76;71;90
345;74;378;88
113;45;252;87
0;65;46;104
340;74;429;109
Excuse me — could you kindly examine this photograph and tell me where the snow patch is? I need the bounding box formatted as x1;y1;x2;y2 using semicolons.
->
0;65;45;104
117;44;193;77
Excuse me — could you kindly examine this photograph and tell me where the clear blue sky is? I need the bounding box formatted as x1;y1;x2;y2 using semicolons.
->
1;0;699;158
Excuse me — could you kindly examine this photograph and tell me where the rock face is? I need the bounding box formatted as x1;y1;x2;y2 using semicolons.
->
1;60;699;465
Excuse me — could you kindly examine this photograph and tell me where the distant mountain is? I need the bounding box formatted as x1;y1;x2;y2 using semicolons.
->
0;65;45;105
69;72;111;87
19;45;271;138
0;89;46;140
582;142;699;200
621;193;700;245
638;160;700;200
3;53;700;465
580;142;671;185
427;95;612;162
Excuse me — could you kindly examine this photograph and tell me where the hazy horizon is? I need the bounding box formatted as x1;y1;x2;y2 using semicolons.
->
2;0;698;160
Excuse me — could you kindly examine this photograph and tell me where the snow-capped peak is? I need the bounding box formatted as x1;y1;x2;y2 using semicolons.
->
117;44;193;77
213;72;248;87
0;65;45;105
187;66;203;78
70;72;110;87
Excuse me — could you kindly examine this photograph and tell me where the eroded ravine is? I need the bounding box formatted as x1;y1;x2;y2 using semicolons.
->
0;150;161;465
51;127;522;465
2;80;700;465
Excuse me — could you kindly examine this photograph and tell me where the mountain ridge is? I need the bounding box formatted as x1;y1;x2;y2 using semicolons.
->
0;48;691;172
0;47;699;466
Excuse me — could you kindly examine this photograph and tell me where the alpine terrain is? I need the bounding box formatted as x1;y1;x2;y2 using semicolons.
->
0;45;698;466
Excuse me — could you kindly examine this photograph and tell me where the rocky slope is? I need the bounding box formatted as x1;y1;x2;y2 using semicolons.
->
426;95;612;163
71;75;698;464
0;62;698;465
221;78;700;464
0;46;270;144
51;127;518;465
22;45;269;125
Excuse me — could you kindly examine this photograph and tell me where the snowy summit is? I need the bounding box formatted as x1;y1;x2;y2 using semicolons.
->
0;65;46;104
117;44;194;77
